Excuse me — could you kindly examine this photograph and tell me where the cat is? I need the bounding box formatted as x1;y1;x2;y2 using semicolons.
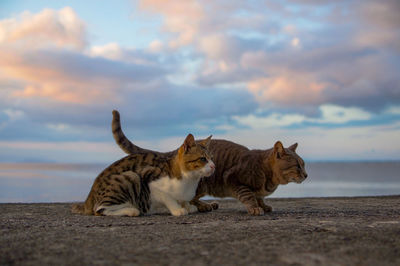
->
72;133;215;216
112;110;308;215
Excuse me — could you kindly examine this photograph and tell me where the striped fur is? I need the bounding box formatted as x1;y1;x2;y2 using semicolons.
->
72;133;214;216
112;110;308;215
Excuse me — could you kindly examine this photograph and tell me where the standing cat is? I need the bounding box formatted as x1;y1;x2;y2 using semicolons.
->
112;110;307;215
72;133;215;216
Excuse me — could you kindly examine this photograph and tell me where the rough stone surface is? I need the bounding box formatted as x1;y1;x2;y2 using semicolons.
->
1;196;400;265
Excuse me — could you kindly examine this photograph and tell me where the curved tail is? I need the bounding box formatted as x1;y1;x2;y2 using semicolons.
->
112;110;148;154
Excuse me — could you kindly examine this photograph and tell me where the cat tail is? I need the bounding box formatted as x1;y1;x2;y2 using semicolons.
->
112;110;147;154
71;203;86;214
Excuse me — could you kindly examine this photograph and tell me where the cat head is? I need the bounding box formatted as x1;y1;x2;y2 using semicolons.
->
267;141;307;185
177;134;215;179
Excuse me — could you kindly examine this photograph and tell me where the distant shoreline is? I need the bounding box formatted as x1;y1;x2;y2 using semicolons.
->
2;161;400;202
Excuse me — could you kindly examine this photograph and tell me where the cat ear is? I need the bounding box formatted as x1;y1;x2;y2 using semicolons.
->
199;135;212;148
182;133;196;152
273;141;285;159
288;143;298;152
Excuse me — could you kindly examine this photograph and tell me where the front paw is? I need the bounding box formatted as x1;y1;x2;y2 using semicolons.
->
261;204;273;213
247;207;264;216
210;202;219;210
181;202;197;213
171;208;188;217
197;202;213;212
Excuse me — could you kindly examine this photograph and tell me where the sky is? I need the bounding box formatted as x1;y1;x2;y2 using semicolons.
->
0;0;399;163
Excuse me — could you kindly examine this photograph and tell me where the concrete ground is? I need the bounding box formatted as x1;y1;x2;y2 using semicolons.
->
1;196;400;265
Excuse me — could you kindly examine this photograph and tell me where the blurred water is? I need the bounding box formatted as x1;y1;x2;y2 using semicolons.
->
0;162;399;203
273;161;400;198
0;163;106;203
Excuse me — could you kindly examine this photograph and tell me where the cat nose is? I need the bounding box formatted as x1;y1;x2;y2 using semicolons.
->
304;173;308;178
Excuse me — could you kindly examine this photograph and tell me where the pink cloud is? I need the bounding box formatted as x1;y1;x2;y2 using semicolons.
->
0;7;98;104
140;0;204;48
241;50;325;105
248;75;325;106
0;8;164;105
0;7;87;50
0;48;117;104
139;0;260;54
138;0;399;112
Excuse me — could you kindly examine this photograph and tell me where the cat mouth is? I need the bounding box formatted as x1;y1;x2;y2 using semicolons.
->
295;177;306;184
288;176;305;184
206;168;215;177
205;163;215;177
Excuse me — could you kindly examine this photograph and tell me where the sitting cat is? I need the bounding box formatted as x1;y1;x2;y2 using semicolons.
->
72;133;215;216
112;110;307;215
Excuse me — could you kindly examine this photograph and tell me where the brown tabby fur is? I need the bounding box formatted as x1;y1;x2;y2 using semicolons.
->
112;110;308;215
72;133;213;216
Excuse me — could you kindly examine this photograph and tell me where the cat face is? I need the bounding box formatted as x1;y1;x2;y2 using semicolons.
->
269;141;308;185
178;134;215;178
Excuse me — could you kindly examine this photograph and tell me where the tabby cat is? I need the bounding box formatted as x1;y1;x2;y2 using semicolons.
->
72;133;215;216
112;110;307;215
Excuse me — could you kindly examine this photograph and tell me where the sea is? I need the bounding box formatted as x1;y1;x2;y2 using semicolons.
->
0;162;399;203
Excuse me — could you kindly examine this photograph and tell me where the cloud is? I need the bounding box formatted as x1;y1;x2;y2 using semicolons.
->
240;41;399;112
3;109;25;121
315;105;372;124
148;40;163;53
0;47;166;104
138;0;400;114
216;121;400;161
0;7;86;50
233;104;373;130
1;3;399;162
139;0;204;48
234;113;307;129
0;8;167;106
88;43;160;65
114;84;256;137
246;75;326;106
0;7;257;142
356;0;400;51
385;106;400;115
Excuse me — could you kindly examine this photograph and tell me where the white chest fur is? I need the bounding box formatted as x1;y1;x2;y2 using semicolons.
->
149;176;199;203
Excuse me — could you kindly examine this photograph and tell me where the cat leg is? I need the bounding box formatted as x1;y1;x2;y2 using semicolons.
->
190;197;217;213
233;185;264;215
190;198;219;212
152;188;188;216
256;197;273;213
181;201;197;213
190;179;218;212
165;197;188;217
95;202;140;217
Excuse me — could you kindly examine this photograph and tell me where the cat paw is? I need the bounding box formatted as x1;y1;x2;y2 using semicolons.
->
197;203;213;212
247;207;264;216
211;202;219;210
261;204;273;213
171;208;188;217
181;202;197;213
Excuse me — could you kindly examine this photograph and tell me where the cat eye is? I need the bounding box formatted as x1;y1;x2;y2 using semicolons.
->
199;157;208;163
